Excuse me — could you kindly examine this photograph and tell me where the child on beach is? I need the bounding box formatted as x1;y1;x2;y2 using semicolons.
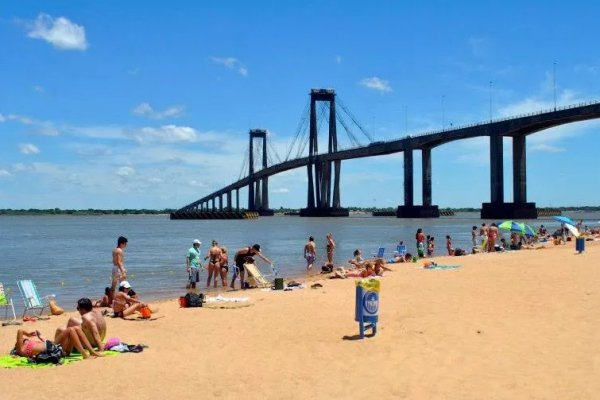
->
427;236;435;257
416;229;425;258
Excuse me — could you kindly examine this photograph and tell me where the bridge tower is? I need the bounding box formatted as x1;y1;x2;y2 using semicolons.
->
247;129;274;216
300;89;349;217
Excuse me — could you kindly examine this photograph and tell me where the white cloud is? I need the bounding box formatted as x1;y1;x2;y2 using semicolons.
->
130;125;198;144
530;143;565;153
132;102;185;119
33;85;45;93
27;13;88;51
335;55;342;64
188;180;206;187
19;143;40;155
0;169;10;177
0;113;34;125
210;57;248;77
359;77;392;93
116;166;135;177
272;188;290;194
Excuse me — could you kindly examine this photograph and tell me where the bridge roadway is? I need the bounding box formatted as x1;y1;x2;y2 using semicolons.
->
179;100;600;213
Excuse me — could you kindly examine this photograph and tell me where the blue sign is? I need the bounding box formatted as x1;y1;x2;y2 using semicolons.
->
363;291;379;315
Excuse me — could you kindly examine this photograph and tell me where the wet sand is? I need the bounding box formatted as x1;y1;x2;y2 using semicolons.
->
1;240;598;399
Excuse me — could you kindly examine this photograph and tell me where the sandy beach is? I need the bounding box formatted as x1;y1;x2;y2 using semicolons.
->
1;240;599;399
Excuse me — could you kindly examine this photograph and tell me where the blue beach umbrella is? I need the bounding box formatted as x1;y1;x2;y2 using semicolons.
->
553;215;576;226
498;220;522;232
518;223;536;237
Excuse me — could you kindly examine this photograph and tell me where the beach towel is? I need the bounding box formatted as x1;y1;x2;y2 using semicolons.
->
0;351;119;369
205;295;249;303
424;264;460;270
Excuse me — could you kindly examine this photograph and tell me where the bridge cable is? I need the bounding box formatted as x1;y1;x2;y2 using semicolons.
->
336;109;362;148
285;99;310;161
337;97;375;143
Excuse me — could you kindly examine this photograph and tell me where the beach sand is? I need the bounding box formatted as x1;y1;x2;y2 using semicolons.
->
1;240;599;399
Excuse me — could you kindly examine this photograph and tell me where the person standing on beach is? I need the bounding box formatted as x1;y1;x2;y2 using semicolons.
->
446;235;453;255
415;228;425;258
219;247;229;288
111;236;128;303
205;240;222;289
304;236;317;271
231;244;272;290
186;239;202;289
471;226;478;248
326;233;336;265
480;223;488;252
487;223;499;252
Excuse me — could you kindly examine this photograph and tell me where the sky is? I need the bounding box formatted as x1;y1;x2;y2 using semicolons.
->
1;0;599;210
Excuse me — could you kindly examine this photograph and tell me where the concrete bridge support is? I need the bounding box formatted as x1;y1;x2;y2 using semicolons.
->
397;147;440;218
247;129;274;216
481;134;537;219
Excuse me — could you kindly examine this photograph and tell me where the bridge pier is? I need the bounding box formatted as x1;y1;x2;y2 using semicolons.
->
481;134;537;219
247;129;273;216
396;147;440;218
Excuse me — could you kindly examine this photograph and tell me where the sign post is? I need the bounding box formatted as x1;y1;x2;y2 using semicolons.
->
355;278;380;339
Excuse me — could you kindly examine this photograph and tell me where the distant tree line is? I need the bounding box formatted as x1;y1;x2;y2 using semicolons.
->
0;205;597;216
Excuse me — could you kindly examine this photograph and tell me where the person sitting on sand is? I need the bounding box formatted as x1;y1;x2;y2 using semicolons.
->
331;262;376;279
373;258;392;276
58;298;107;352
93;287;112;308
348;249;365;268
112;281;147;318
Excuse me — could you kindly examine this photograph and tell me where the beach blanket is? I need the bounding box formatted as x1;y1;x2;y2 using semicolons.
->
205;295;249;303
0;351;119;369
424;264;460;270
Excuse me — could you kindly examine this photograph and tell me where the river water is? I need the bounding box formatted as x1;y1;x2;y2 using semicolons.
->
1;212;598;315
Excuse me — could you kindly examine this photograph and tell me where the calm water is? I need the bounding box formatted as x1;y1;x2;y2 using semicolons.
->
1;212;598;314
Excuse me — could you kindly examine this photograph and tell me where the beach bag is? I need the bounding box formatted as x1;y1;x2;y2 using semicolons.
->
139;306;152;319
184;292;203;307
49;299;65;316
32;343;65;364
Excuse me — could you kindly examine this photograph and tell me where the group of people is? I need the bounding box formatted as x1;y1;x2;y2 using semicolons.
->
186;240;273;291
303;233;336;272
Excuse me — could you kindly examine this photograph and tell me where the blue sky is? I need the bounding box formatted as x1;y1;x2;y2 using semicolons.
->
1;1;599;209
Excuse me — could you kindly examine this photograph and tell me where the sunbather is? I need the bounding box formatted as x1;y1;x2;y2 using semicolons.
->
15;327;101;361
113;281;147;318
93;287;112;308
60;298;107;351
348;249;365;267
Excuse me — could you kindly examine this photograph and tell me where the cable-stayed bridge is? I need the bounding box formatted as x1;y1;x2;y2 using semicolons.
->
172;88;600;219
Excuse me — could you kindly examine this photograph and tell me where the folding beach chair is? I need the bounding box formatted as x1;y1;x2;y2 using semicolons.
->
17;280;48;318
0;282;16;320
372;247;385;258
394;244;407;257
244;262;272;288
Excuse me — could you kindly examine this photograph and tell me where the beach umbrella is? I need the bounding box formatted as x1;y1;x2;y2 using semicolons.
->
498;220;522;232
518;223;536;237
553;215;576;226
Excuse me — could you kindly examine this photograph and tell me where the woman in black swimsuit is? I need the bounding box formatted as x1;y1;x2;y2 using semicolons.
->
206;240;222;289
218;247;229;288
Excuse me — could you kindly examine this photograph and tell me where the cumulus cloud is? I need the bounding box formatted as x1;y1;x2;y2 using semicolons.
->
26;13;88;51
0;169;10;177
210;57;248;77
132;102;185;119
116;166;135;177
19;143;40;155
359;77;392;93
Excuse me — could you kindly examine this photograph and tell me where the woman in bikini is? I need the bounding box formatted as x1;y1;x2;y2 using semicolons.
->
16;327;101;361
326;233;336;265
218;247;229;288
205;240;222;289
112;281;146;318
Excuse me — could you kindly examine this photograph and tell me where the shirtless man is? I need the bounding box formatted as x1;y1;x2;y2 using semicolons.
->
303;236;317;271
58;297;107;352
231;244;272;290
205;240;222;288
111;236;128;303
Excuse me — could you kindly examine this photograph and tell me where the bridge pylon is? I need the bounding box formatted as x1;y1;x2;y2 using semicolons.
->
300;89;349;217
247;129;274;216
396;146;440;218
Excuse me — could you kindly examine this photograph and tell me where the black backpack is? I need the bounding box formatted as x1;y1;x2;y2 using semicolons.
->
185;292;204;307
